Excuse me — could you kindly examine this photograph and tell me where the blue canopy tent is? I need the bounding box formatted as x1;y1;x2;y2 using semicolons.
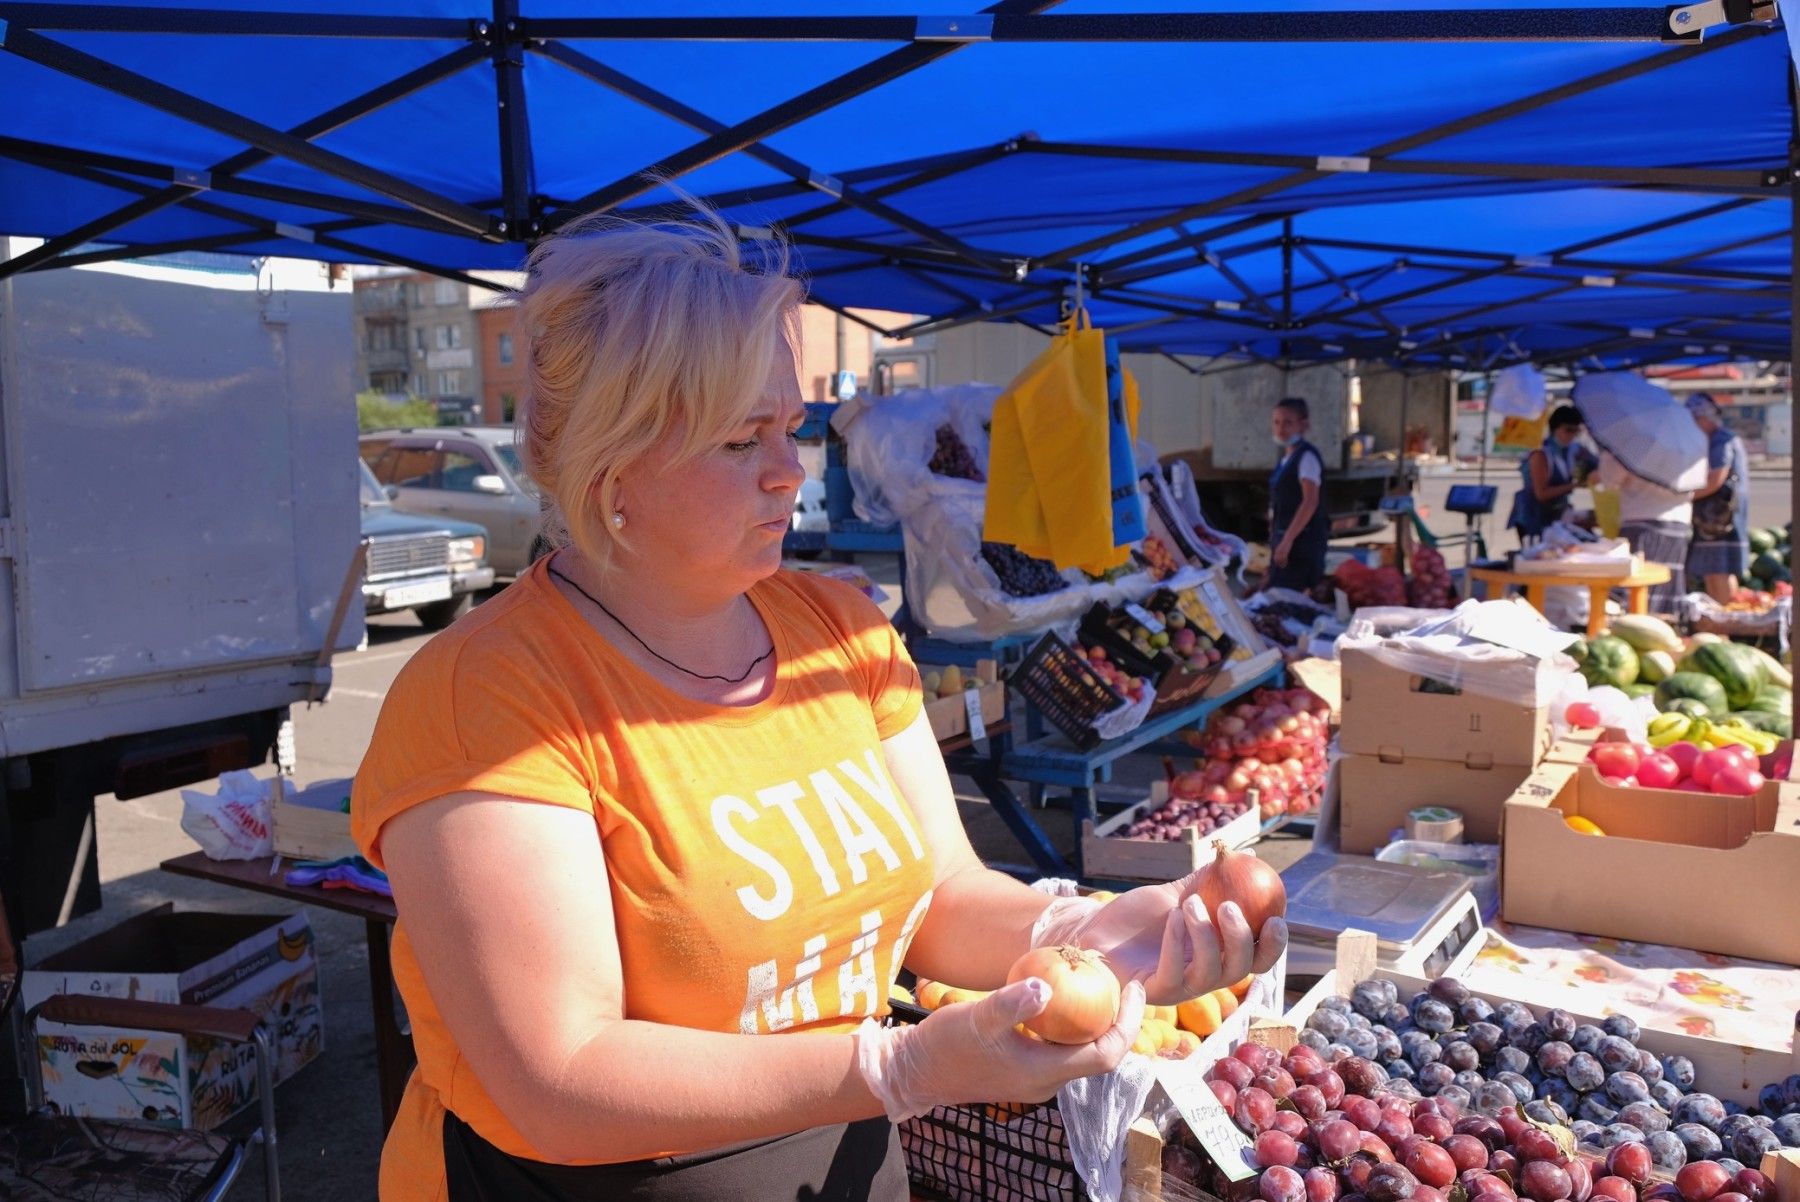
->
0;0;1792;379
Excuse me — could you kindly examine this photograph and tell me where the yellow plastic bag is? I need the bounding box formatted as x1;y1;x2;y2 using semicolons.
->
1492;413;1548;455
984;310;1135;574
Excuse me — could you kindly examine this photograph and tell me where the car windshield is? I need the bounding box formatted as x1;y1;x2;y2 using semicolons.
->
358;460;388;506
492;443;526;481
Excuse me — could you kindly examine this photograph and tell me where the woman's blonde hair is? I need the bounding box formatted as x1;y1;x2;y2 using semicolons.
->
517;203;801;568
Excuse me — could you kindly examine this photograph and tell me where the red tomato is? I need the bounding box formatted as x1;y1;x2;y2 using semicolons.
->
1663;742;1700;780
1636;753;1681;790
1589;743;1641;781
1693;746;1748;790
1565;702;1601;729
1710;765;1766;797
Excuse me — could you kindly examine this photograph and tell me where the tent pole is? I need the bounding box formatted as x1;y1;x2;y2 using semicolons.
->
1479;371;1493;490
1790;66;1799;561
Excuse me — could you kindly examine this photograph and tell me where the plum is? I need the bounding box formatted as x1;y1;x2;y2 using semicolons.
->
1412;999;1456;1035
1444;1041;1481;1073
1366;1164;1420;1202
1539;1079;1581;1115
1771;1113;1800;1148
1519;1161;1573;1202
1758;1083;1787;1116
1292;1085;1329;1123
1496;1072;1535;1105
1259;1130;1303;1168
1383;1004;1412;1030
1442;1135;1488;1175
1730;1170;1773;1202
1571;1025;1606;1056
1456;1115;1508;1149
1320;997;1354;1015
1571;1120;1604;1146
1461;997;1496;1026
1376;1113;1414;1153
1438;1084;1474;1112
1591;1178;1636;1202
1330;1045;1357;1064
1597;1037;1640;1075
1344;1097;1383;1131
1601;1015;1641;1043
1417;1063;1455;1096
1255;1068;1299;1101
1213;1058;1256;1090
1384;1060;1416;1084
1340;1058;1388;1097
1515;1126;1566;1164
1545;1009;1579;1043
1386;1080;1423;1102
1466;1022;1504;1059
1785;1073;1800;1109
1512;1022;1550;1056
1489;1151;1522;1180
1606;1141;1652;1184
1601;1124;1647;1149
1567;1158;1594;1202
1647;1130;1687;1174
1238;1087;1279;1134
1730;1125;1779;1165
1212;1080;1240;1111
1495;1047;1533;1078
1675;1160;1733;1202
1311;1010;1353;1040
1652;1080;1684;1111
1673;1094;1728;1132
1674;1123;1723;1162
1375;1029;1404;1062
1538;1041;1577;1078
1579;1095;1621;1126
1345;1029;1381;1062
1300;1029;1333;1054
1472;1082;1520;1116
1618;1102;1669;1134
1406;1144;1457;1190
1262;1165;1308;1202
1318;1119;1363;1162
1716;1159;1746;1177
1495;1001;1534;1029
1309;1069;1348;1108
1429;978;1471;1005
1354;981;1394;1022
1606;1072;1651;1107
1307;1167;1343;1202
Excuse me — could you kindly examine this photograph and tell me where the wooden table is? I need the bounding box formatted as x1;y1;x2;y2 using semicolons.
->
1468;563;1672;637
160;851;414;1133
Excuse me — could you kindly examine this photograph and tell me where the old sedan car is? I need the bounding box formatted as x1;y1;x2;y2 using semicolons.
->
360;426;539;578
360;460;494;630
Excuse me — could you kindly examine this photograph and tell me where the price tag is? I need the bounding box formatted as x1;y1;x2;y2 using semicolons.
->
1154;1056;1257;1181
962;687;987;743
1123;603;1165;635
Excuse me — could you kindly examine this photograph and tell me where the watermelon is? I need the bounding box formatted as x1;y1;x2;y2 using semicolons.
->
1751;554;1785;584
1750;528;1779;555
1581;636;1640;688
1656;672;1729;717
1679;641;1769;709
1745;689;1793;717
1567;639;1589;667
1664;697;1715;721
1729;711;1792;739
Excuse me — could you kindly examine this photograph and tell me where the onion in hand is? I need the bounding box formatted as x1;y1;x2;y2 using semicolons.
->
1196;842;1287;932
1006;946;1121;1045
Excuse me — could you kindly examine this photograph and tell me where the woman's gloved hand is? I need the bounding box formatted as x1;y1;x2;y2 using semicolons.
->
853;977;1146;1122
1030;871;1287;1006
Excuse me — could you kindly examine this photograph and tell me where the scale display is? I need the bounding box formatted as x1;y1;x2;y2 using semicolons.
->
1446;484;1498;515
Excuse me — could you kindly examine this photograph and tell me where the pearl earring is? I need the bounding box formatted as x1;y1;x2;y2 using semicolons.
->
611;511;626;530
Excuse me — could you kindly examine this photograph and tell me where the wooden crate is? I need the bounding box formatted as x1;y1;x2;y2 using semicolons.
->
920;659;1005;743
1080;780;1262;883
1290;931;1800;1107
271;778;358;862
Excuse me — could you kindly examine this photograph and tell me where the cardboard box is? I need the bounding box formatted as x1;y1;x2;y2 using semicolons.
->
1338;753;1532;854
1338;645;1551;768
1081;780;1262;883
1502;760;1800;966
919;661;1004;743
272;777;356;862
22;906;325;1128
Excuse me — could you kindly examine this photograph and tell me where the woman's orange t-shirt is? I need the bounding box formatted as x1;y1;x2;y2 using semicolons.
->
351;562;935;1200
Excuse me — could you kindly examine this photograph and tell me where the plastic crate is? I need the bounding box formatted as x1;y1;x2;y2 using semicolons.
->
888;1001;1091;1202
1010;631;1129;750
1076;603;1232;719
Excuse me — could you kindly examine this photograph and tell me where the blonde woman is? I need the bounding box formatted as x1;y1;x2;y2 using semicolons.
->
352;208;1285;1201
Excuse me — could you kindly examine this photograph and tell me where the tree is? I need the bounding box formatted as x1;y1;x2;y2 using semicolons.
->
356;391;439;432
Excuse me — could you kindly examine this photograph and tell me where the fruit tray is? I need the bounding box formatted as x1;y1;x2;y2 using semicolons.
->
1012;632;1135;751
920;660;1006;744
1075;603;1234;719
1081;780;1262;884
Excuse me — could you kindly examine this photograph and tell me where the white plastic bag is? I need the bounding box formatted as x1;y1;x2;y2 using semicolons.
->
837;384;1001;526
180;770;281;861
1490;363;1547;419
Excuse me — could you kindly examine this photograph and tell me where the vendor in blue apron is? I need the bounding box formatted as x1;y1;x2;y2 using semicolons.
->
1504;405;1597;544
1266;397;1330;591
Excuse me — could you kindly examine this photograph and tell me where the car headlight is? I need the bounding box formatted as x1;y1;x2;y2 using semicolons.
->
448;536;485;566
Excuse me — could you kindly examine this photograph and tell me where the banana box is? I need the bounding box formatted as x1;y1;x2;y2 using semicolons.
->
21;903;323;1129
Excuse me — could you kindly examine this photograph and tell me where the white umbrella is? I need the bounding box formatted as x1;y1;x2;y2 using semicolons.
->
1570;372;1708;493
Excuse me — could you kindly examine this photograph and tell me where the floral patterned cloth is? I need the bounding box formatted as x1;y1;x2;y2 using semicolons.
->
1465;921;1799;1050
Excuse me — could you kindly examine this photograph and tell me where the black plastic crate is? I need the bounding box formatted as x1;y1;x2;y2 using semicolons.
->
1010;631;1128;750
888;1001;1090;1202
1076;603;1232;719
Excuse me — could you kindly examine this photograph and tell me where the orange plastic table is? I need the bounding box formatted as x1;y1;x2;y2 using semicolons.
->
1468;563;1672;637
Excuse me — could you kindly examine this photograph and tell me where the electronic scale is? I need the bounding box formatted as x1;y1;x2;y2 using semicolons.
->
1279;851;1487;981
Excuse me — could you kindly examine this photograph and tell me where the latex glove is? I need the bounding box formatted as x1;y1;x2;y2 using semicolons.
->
853;977;1146;1122
1031;875;1287;1007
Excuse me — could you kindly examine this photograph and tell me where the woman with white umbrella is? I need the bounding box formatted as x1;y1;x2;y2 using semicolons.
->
1573;373;1710;612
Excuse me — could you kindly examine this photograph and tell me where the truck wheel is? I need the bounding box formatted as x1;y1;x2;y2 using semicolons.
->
415;595;471;631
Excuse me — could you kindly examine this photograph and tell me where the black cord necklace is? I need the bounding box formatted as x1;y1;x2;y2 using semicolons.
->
549;565;774;685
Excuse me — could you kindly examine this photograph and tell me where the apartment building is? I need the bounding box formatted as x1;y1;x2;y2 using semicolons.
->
352;270;484;420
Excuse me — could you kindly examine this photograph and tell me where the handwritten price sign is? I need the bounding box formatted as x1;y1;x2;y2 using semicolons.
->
1154;1055;1258;1182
